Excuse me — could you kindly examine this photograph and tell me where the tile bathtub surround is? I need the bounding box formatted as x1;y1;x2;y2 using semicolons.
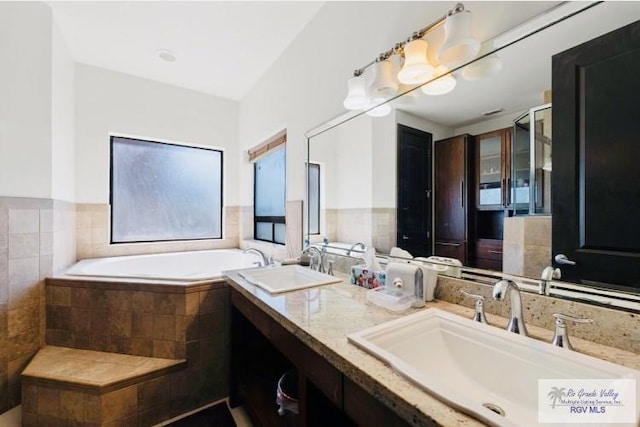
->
45;278;231;417
436;275;640;353
0;196;76;413
76;203;241;260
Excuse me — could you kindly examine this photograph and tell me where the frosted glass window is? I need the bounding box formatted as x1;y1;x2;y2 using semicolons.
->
256;222;273;241
274;223;286;245
308;163;320;235
254;147;286;244
111;136;222;243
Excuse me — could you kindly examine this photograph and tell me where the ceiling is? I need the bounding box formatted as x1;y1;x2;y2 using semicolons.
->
49;1;324;101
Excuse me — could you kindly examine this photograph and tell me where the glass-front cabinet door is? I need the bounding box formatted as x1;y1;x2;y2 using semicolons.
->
476;128;511;209
512;104;552;215
512;112;532;214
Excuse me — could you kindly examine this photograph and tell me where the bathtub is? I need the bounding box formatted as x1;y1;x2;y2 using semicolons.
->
65;249;262;281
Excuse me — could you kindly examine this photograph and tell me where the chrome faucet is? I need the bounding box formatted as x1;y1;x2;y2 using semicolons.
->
347;242;366;256
460;290;488;324
540;266;561;295
492;279;528;336
550;313;593;350
243;247;273;267
302;246;324;272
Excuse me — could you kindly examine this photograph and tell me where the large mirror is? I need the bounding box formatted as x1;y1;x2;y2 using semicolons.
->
305;2;640;306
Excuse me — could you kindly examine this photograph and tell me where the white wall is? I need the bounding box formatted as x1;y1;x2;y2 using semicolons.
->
238;2;456;206
51;19;76;202
0;2;53;198
75;64;239;204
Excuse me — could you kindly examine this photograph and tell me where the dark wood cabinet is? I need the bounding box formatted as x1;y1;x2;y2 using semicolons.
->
468;127;513;269
434;134;472;264
229;287;411;427
552;20;640;291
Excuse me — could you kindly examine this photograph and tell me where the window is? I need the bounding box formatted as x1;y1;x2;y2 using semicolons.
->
308;163;320;235
254;147;286;244
110;136;223;243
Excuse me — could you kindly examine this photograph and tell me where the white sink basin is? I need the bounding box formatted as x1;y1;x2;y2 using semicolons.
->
348;308;640;427
237;265;341;294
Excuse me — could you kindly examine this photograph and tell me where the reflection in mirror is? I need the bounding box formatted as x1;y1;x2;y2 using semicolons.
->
305;2;640;307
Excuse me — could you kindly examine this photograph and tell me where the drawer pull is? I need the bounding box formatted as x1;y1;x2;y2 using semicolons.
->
488;250;503;254
436;242;461;247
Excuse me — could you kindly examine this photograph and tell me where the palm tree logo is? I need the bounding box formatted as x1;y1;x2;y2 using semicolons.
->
548;387;566;409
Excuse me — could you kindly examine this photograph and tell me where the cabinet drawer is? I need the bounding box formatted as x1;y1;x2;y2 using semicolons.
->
434;240;466;263
475;239;503;261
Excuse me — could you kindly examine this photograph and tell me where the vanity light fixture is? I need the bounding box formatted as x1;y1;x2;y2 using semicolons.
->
421;65;457;96
461;40;503;81
343;76;370;109
368;59;399;98
366;101;392;117
342;3;479;112
437;6;480;67
397;39;433;85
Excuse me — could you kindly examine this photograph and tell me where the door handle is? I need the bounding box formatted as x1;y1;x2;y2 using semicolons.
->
402;235;410;240
461;181;464;207
555;254;576;266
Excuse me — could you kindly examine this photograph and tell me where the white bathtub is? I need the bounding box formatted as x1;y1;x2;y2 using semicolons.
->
65;249;262;281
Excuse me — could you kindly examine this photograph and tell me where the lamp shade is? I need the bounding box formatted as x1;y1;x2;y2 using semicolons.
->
343;76;370;110
391;84;420;106
461;54;503;80
368;60;398;99
421;65;456;96
437;10;480;67
397;39;434;85
366;99;392;117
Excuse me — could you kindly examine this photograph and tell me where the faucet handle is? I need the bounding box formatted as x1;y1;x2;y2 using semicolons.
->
551;313;594;350
460;290;488;324
326;258;335;276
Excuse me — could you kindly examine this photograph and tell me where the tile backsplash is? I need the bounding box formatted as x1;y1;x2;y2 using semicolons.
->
436;275;640;353
75;203;240;259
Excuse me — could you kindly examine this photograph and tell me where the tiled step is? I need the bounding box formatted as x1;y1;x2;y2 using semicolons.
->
21;346;186;426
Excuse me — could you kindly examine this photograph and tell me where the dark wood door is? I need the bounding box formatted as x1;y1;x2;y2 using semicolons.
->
552;20;640;290
434;135;471;263
396;125;432;257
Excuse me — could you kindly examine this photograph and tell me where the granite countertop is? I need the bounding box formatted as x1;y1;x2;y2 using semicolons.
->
225;271;640;427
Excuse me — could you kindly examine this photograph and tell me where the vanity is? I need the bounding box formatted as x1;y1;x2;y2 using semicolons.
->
226;270;640;426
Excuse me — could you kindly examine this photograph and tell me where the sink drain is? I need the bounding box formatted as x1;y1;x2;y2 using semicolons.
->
483;403;505;417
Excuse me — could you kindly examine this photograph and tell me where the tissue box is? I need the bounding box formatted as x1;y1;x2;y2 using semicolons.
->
350;266;386;289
